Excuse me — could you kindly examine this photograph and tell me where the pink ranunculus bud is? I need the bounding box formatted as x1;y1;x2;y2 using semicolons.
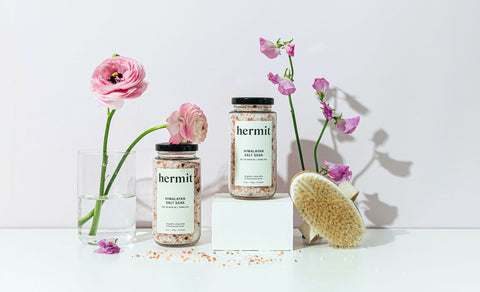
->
337;116;360;134
286;43;295;57
312;78;329;95
321;102;333;120
259;37;280;59
166;103;208;144
323;161;352;185
90;56;149;109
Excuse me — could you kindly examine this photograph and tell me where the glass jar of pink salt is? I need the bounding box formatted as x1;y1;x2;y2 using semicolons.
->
153;143;201;246
229;97;277;199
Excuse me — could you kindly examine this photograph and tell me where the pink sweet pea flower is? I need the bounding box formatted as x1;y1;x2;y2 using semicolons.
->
312;78;329;95
90;56;149;109
278;78;296;95
323;161;352;185
286;43;295;57
167;103;208;144
268;72;280;84
259;38;280;59
321;102;333;120
94;239;120;254
337;116;360;134
267;73;296;95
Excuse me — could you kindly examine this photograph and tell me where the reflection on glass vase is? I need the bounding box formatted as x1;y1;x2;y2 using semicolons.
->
77;150;136;246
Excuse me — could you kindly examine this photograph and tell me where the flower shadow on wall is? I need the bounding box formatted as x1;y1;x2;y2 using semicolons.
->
279;87;413;228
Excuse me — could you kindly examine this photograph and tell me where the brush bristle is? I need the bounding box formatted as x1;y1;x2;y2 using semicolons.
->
290;171;365;248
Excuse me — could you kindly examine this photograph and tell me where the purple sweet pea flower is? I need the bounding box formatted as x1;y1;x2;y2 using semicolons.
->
312;78;329;95
323;161;352;185
286;43;295;57
94;239;120;254
321;102;333;120
268;72;280;84
267;73;296;95
259;38;280;59
337;116;360;134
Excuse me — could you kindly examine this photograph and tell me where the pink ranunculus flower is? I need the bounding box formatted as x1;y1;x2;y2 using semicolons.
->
323;161;352;185
259;37;281;59
286;43;295;57
94;239;120;254
166;103;208;144
267;72;296;95
312;78;329;95
321;102;333;120
337;116;360;134
90;56;149;109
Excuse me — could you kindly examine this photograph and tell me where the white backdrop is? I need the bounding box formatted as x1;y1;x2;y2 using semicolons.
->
1;0;479;228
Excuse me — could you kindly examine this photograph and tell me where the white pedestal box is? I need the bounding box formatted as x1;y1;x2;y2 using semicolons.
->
211;193;293;250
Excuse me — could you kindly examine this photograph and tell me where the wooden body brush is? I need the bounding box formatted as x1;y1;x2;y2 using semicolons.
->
290;171;365;248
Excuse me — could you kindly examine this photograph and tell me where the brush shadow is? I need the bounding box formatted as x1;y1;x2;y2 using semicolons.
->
360;228;409;248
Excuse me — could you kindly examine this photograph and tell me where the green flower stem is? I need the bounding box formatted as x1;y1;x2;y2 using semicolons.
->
104;123;169;196
288;55;294;80
285;54;304;171
288;94;305;171
79;123;169;229
314;119;329;172
88;109;116;236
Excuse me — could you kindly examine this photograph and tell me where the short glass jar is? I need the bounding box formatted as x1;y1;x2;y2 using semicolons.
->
229;97;277;199
152;143;201;246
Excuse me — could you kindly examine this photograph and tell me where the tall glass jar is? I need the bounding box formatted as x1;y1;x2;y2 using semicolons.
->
153;143;201;246
229;97;277;199
77;150;136;246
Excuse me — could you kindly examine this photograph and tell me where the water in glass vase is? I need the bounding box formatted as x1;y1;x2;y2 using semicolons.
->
78;194;136;246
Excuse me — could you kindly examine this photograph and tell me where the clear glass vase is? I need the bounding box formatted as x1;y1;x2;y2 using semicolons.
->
77;150;136;246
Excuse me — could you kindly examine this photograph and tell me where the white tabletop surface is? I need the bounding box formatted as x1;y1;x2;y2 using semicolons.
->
0;228;479;291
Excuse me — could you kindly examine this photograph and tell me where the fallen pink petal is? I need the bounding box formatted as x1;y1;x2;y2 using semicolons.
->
337;116;360;134
94;239;120;254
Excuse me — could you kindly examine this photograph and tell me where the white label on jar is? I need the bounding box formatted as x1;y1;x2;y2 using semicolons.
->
156;168;195;234
234;120;272;186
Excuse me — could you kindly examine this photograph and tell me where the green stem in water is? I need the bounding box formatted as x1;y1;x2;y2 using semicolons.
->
314;119;329;172
79;123;169;229
88;109;116;236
